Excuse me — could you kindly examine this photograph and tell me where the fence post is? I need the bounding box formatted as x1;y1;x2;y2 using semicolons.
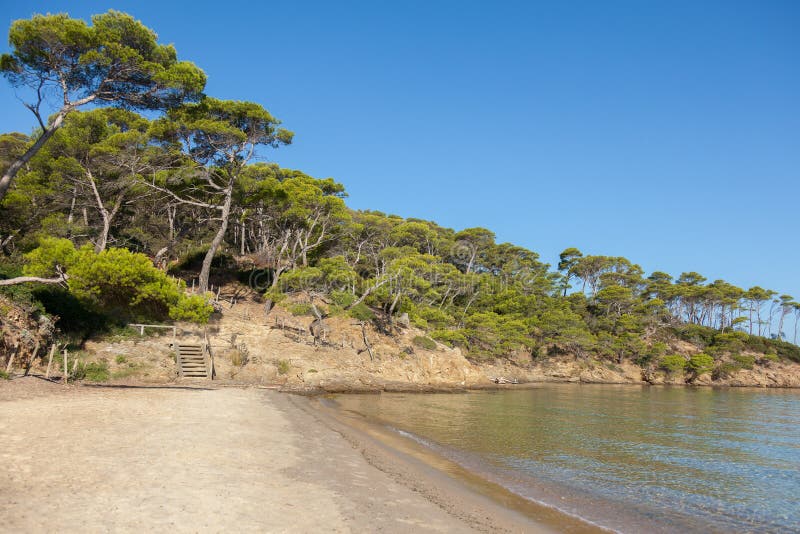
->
45;343;57;378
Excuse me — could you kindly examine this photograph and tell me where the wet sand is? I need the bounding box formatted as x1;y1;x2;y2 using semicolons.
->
0;379;563;532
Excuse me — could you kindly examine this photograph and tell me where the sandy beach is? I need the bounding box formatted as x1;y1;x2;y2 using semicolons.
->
0;378;567;533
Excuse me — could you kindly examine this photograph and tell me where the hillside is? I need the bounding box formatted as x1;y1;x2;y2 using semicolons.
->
1;11;799;388
8;284;794;390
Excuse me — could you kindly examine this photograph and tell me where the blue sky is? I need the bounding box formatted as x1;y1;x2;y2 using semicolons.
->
1;1;798;301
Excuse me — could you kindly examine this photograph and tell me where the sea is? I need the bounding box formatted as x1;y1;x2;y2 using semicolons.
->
332;385;800;533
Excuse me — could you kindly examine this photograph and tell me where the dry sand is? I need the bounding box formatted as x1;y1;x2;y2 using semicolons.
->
0;378;556;533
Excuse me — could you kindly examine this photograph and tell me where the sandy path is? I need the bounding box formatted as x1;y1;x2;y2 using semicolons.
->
0;384;472;533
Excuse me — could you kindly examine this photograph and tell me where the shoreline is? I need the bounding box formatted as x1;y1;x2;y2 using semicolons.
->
296;391;605;533
280;378;800;396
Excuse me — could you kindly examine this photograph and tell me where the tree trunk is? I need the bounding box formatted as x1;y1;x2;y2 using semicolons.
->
67;188;77;224
198;186;233;293
0;112;67;201
0;275;65;286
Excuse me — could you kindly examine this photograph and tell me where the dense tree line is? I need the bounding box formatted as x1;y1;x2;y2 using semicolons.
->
1;11;798;369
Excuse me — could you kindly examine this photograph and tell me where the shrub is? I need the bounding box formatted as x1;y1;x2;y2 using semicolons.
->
0;370;9;380
659;354;687;373
711;331;748;353
412;335;437;350
82;361;110;382
636;341;667;367
347;303;374;322
330;290;356;308
277;360;290;375
675;324;716;347
430;329;468;348
411;306;455;330
115;355;127;364
732;354;755;370
687;353;714;376
23;238;213;324
288;303;313;316
766;339;800;363
761;353;780;363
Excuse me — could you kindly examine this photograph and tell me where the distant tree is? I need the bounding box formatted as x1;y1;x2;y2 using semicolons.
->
776;295;795;340
0;11;206;201
452;227;495;274
557;247;583;296
744;286;776;337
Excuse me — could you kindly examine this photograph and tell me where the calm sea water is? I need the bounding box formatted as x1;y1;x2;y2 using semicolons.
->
333;385;800;533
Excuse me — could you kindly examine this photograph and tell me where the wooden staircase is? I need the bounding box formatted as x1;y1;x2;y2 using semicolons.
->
176;344;210;379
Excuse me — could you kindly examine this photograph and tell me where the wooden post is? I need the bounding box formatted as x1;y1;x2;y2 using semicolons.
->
63;349;68;384
45;344;57;378
24;339;40;376
5;345;18;375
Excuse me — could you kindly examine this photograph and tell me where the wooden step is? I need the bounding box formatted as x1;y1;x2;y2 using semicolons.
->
176;344;209;379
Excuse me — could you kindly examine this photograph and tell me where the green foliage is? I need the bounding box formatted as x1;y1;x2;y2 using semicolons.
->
288;302;313;316
636;341;668;367
675;324;716;348
410;306;454;330
1;11;206;110
277;359;290;375
330;290;356;308
0;370;9;380
22;238;212;324
659;354;687;373
687;353;715;376
81;361;110;382
412;335;437;350
732;354;755;370
115;355;127;364
462;311;531;359
347;303;374;322
714;362;742;379
430;329;468;348
169;293;214;324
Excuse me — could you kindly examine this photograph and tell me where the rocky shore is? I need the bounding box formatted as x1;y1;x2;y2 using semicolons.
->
67;301;800;392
